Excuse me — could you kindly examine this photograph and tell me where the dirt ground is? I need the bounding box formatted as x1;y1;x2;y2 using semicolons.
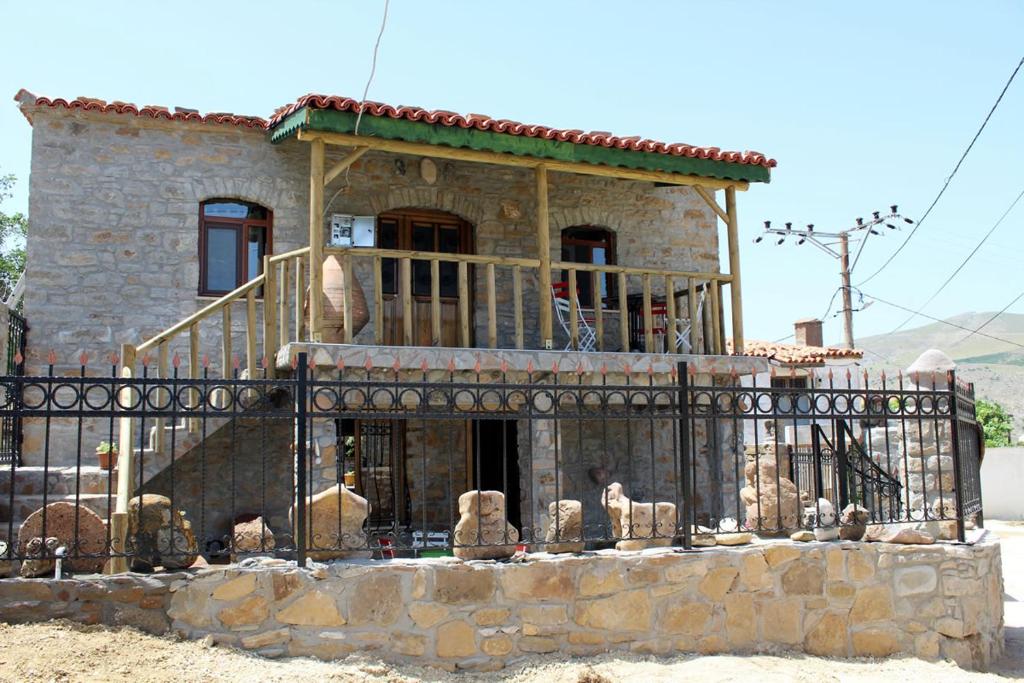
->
1;523;1022;683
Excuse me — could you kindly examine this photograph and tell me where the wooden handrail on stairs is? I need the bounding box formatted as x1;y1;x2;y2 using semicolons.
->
107;247;311;574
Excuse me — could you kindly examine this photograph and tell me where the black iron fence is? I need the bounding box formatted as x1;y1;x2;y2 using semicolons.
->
0;311;27;467
0;354;982;573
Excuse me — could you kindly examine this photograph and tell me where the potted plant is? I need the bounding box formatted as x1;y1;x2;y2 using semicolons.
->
96;441;117;471
343;469;356;488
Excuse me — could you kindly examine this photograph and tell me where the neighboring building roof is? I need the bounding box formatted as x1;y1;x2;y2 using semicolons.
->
14;89;776;184
728;339;864;365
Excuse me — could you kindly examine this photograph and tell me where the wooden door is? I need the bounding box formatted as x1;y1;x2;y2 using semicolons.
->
377;210;474;347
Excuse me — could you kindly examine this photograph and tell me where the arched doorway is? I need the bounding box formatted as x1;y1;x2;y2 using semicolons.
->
376;208;474;347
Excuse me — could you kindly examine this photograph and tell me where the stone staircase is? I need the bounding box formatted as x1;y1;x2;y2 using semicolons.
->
0;418;216;542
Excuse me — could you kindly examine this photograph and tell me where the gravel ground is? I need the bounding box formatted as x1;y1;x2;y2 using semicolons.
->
1;524;1021;683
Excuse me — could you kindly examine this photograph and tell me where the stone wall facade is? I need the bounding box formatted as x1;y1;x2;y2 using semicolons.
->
0;536;1004;671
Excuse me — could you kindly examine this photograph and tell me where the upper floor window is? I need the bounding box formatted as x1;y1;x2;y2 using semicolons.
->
561;226;616;307
199;200;272;296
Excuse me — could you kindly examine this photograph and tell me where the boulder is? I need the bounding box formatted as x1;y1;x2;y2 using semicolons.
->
20;536;60;578
231;516;275;561
0;540;10;577
739;454;800;534
18;501;106;573
127;494;199;571
544;500;584;554
453;490;519;560
865;524;935;545
292;484;370;561
602;482;677;551
790;530;815;542
839;503;869;541
715;532;753;546
804;499;839;541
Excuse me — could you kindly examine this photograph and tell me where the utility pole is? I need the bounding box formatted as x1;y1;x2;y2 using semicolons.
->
754;206;913;348
838;232;854;349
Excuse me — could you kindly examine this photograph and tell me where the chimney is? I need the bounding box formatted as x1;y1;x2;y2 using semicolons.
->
794;318;823;347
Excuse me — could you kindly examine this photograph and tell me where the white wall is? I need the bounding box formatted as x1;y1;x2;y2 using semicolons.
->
981;447;1024;520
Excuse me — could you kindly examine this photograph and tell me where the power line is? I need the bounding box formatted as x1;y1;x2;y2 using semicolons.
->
951;289;1024;348
889;186;1024;333
861;291;1024;350
856;55;1024;287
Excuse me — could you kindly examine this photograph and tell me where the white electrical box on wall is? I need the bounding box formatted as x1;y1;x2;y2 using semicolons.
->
329;214;375;247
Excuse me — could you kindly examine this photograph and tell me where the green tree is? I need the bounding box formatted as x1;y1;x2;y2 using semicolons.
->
976;398;1012;447
0;171;27;302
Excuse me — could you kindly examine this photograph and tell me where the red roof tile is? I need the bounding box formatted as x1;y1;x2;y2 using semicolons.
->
14;89;777;170
14;89;267;130
269;94;777;169
728;339;863;365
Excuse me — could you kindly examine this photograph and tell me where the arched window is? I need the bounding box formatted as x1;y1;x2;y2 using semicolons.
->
199;199;273;296
561;226;616;307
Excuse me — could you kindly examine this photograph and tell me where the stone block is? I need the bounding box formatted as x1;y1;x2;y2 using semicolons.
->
481;635;513;656
520;605;568;625
852;628;902;657
434;566;497;604
660;599;713;636
850;585;894;624
519;636;559;653
436;620;477;658
894;565;937;596
275;591;345;627
217;595;269;629
765;545;801;568
760;598;802;644
579;567;625;596
241;628;290;649
576;590;651;632
500;563;573;601
348;574;401;625
741;553;772;591
409;602;449;629
782;562;824;596
724;593;756;646
698;567;738;600
473;607;510;626
804;611;848;656
212;574;257;602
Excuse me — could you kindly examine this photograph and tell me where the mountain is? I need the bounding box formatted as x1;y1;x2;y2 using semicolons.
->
853;312;1024;439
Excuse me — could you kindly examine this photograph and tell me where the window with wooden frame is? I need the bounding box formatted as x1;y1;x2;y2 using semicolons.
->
560;226;616;308
198;199;273;296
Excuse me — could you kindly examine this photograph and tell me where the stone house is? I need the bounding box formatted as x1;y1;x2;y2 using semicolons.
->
8;89;776;547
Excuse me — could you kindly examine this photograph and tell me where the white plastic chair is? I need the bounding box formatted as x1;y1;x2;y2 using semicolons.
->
551;283;597;352
671;288;707;353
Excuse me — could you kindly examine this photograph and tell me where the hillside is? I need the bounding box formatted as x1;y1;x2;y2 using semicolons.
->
854;312;1024;439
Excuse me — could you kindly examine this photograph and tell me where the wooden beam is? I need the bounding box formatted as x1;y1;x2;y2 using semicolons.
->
512;265;524;350
725;186;744;354
430;259;441;346
486;262;497;349
617;272;629;352
693;185;729;223
308;138;326;342
536;165;553;349
323;146;369;186
298;130;750;191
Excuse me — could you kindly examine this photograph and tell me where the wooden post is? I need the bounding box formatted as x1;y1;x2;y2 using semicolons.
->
664;275;676;353
263;254;277;370
617;272;629;352
342;251;355;344
592;271;604;351
245;289;257;379
535;165;553;349
430;259;441;346
107;343;137;574
155;341;168;456
486;262;497;349
400;257;413;346
458;261;471;347
221;304;232;409
294;256;305;342
724;186;744;354
276;259;288;350
188;323;200;432
642;273;654;352
709;281;722;354
374;256;385;345
308;138;326;342
513;265;524;350
687;277;698;353
568;268;579;350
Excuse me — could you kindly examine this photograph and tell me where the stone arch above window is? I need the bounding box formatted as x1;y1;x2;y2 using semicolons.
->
198;199;273;296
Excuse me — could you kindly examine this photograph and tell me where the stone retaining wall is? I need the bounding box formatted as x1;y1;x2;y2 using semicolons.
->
0;536;1005;671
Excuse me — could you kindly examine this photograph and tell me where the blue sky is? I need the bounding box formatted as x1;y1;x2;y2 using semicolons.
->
1;1;1021;347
